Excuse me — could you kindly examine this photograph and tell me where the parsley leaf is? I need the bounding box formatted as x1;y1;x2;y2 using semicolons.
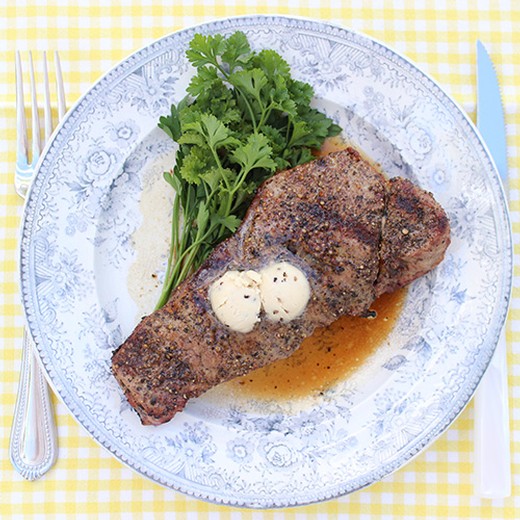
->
231;133;277;174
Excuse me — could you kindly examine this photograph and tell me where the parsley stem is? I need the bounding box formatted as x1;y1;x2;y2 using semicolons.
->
162;194;181;289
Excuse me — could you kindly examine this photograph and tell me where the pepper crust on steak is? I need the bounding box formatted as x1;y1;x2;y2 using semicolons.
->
111;148;450;425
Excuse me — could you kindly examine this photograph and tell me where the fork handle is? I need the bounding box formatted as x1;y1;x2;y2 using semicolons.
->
9;329;58;480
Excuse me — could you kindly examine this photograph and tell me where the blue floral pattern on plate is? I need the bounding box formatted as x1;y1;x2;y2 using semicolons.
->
20;16;511;508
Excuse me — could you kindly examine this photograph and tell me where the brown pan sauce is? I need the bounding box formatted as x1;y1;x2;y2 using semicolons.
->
231;288;406;400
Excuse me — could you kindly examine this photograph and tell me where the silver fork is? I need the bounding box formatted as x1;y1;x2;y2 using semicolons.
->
10;51;66;480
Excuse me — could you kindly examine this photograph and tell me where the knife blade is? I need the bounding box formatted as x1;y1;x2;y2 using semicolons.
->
476;41;508;183
473;40;511;499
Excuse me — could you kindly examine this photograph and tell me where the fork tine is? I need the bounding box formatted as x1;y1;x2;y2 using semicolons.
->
54;51;66;121
15;51;28;164
15;51;66;198
42;51;52;143
28;51;41;167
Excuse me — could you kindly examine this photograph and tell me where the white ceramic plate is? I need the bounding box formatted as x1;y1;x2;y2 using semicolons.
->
21;16;511;507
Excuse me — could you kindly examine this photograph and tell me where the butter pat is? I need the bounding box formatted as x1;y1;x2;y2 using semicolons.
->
208;270;262;333
209;262;311;332
260;262;311;323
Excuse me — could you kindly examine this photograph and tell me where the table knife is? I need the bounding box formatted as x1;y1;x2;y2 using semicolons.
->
473;39;511;499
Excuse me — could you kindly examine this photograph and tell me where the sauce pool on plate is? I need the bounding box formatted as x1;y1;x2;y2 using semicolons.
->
228;287;406;400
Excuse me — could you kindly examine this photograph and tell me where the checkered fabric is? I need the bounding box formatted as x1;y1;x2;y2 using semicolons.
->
0;1;518;518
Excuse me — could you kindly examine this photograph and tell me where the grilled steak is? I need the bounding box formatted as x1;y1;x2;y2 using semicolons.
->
111;148;450;425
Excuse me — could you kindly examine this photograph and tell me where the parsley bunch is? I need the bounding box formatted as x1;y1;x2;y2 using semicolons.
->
155;31;341;309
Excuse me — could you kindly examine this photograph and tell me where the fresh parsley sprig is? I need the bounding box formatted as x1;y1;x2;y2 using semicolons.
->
155;31;342;309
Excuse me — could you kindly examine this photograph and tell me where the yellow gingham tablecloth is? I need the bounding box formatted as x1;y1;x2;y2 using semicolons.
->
1;1;518;518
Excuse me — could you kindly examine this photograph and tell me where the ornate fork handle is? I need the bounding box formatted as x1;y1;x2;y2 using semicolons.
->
9;329;58;480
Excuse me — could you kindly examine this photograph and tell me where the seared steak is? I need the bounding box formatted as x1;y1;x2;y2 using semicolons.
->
111;148;450;425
